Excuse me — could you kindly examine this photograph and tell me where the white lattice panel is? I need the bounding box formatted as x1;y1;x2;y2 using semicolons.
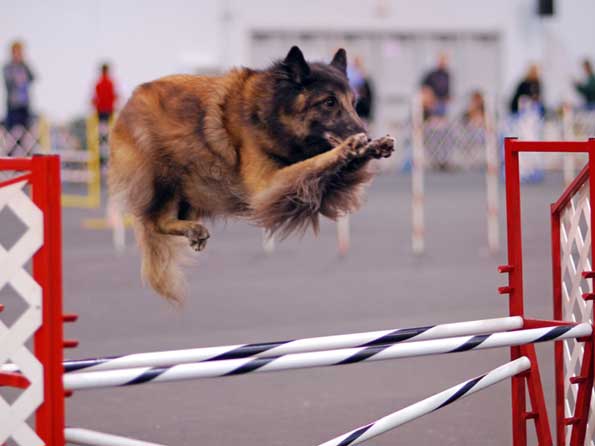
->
572;111;595;140
0;179;44;445
560;179;595;446
0;125;43;158
422;119;487;169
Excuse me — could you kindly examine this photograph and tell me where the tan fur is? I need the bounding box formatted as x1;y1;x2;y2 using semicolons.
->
109;63;394;301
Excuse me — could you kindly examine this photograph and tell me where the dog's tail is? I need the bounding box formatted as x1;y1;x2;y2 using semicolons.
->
134;219;187;302
108;129;187;302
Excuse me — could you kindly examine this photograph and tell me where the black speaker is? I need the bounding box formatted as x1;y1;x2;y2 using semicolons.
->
538;0;554;16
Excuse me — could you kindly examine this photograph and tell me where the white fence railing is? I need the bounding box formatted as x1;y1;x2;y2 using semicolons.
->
407;99;595;255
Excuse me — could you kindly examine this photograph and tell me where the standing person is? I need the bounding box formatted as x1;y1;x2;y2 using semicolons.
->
509;64;543;115
462;90;485;126
574;59;595;109
421;51;451;118
509;65;544;183
3;40;35;130
92;63;117;123
347;56;375;125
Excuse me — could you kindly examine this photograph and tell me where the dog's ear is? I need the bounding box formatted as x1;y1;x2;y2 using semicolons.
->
283;46;310;83
330;48;347;75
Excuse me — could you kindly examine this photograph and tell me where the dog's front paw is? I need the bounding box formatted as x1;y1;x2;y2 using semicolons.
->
341;133;370;161
186;224;210;251
365;135;395;159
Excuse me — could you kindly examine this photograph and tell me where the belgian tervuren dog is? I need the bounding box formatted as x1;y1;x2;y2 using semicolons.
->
109;46;394;301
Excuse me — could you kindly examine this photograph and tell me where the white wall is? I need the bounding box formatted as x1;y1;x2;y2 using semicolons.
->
2;0;595;122
1;0;220;122
225;0;595;106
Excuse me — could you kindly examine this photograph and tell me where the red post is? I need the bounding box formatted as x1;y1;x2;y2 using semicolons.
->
32;155;65;446
568;343;593;445
504;138;528;446
551;206;566;446
520;344;553;445
504;139;525;317
568;140;595;445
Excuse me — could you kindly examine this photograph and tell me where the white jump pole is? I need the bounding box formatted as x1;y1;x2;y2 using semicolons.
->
107;198;126;253
63;323;590;391
65;428;166;446
317;357;531;446
262;218;349;256
411;91;425;254
49;316;523;374
261;229;275;255
484;95;500;254
337;215;350;256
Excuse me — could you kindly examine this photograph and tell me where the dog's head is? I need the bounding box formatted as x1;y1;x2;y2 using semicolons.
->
264;46;367;163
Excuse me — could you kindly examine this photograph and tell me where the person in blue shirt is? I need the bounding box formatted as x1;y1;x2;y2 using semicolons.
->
3;41;35;130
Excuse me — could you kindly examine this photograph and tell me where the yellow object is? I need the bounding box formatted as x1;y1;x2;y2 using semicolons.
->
61;114;102;208
37;116;51;154
82;214;134;230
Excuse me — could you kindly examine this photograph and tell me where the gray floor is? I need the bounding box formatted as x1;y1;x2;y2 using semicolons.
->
3;169;572;445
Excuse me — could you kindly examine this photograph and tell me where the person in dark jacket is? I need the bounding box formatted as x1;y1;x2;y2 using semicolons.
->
510;64;543;115
347;56;375;124
421;52;450;117
3;40;35;130
574;59;595;109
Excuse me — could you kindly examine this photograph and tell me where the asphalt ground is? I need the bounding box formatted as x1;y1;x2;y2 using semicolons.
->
1;168;573;445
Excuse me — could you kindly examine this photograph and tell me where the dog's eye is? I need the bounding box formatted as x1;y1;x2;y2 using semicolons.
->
324;97;337;108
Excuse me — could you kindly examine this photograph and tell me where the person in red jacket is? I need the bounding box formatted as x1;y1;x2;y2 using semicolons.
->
92;63;117;123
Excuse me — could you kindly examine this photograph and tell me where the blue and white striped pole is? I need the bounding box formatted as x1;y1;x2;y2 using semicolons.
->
63;323;590;391
57;316;524;373
318;357;531;446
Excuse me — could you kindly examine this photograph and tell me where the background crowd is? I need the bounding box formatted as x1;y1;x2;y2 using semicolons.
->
4;38;595;141
3;40;118;132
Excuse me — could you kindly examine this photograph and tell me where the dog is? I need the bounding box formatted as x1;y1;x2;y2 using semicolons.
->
108;46;394;301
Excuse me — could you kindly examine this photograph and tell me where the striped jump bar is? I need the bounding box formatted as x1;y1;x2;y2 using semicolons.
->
318;357;531;446
64;358;530;446
64;323;590;391
0;316;524;375
60;316;524;373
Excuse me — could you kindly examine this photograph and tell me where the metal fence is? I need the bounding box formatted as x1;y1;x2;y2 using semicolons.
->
420;118;488;169
0;116;103;208
406;98;595;255
0;119;48;158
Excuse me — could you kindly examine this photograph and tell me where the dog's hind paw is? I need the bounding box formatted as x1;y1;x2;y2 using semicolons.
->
186;224;210;251
365;135;395;159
